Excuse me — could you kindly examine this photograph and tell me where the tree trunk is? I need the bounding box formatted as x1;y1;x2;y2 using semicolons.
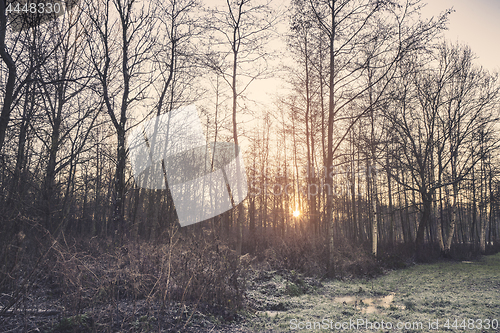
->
371;167;378;256
480;158;486;253
416;191;432;261
436;154;445;253
0;0;17;154
113;127;127;238
231;42;243;257
386;153;394;247
443;183;457;256
326;0;336;278
351;143;357;242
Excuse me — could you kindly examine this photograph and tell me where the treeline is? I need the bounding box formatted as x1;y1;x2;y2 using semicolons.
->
253;41;500;264
1;0;499;282
252;0;500;266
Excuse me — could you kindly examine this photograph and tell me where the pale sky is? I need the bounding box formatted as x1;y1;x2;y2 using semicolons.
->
244;0;500;113
421;0;500;72
197;0;500;151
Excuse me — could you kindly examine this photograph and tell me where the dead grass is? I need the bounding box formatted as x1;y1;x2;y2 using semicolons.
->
250;231;396;279
0;226;250;331
1;223;478;332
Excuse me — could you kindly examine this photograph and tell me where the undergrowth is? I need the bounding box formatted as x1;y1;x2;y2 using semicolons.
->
1;220;496;331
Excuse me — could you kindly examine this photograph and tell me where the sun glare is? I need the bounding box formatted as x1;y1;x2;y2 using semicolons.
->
293;210;300;217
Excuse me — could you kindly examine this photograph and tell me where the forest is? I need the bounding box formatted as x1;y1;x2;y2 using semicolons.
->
1;0;499;331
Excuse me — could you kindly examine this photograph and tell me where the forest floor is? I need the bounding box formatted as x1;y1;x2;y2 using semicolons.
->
230;253;500;332
1;253;499;332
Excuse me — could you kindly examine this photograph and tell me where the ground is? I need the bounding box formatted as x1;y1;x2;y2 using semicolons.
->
239;253;500;332
1;253;499;332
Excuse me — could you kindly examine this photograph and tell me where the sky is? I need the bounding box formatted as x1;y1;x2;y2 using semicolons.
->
243;0;500;116
421;0;500;72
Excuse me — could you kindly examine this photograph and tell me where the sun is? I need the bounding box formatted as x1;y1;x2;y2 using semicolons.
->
293;210;300;217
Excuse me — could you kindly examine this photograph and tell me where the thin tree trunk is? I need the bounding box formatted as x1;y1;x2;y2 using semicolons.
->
326;0;336;277
480;153;486;253
445;182;458;254
436;151;445;252
231;43;243;257
0;0;17;154
386;153;394;247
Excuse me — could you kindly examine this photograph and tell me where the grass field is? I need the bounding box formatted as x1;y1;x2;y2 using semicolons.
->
240;253;500;332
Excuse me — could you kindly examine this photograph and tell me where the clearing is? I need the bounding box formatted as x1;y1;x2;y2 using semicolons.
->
234;253;500;332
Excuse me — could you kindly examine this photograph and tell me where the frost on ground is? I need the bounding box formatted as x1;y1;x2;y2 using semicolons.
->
240;253;500;332
0;254;498;332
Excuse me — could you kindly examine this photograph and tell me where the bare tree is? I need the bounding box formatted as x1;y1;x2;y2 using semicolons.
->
0;0;16;154
34;9;100;233
208;0;276;255
384;43;500;259
289;0;449;271
84;0;156;238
